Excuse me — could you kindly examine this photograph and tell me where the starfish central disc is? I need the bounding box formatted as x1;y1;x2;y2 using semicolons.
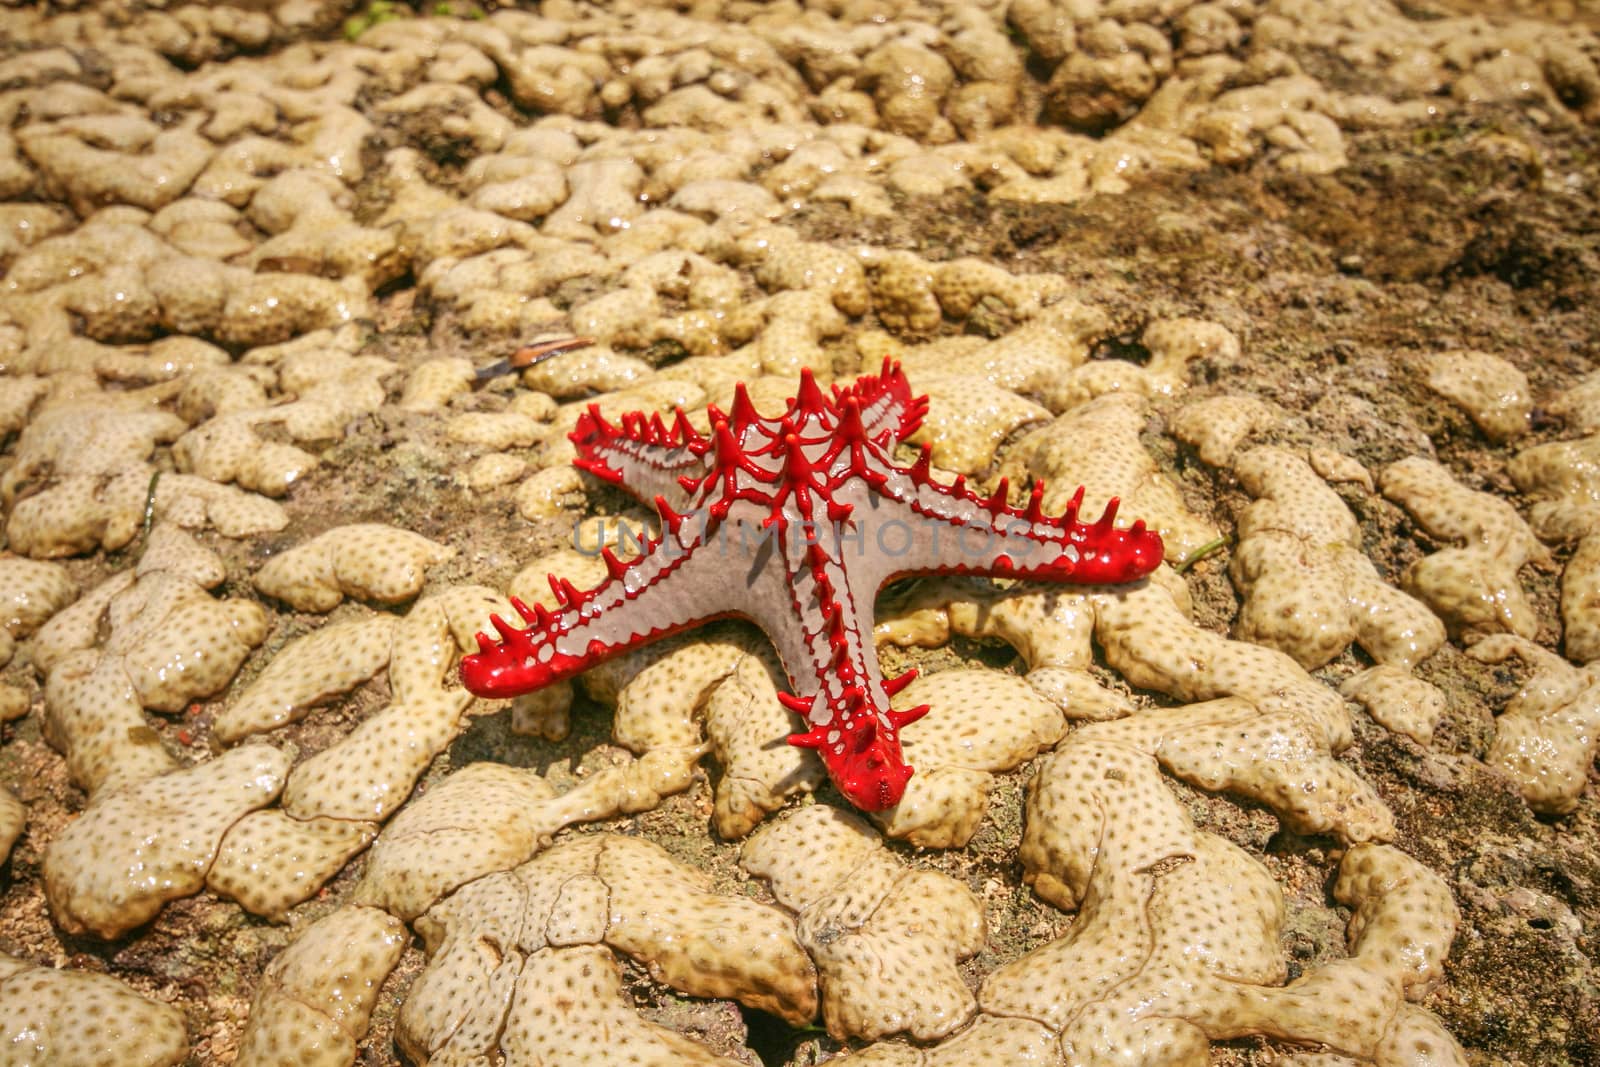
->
461;360;1165;811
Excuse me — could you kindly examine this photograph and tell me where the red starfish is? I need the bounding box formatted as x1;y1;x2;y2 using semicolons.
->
462;361;1164;811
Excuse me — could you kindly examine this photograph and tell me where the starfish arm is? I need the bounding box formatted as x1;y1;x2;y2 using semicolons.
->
570;403;710;513
835;358;928;444
861;472;1166;587
461;522;761;698
741;516;920;811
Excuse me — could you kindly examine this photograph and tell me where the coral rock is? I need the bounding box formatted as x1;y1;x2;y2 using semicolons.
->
215;614;395;743
254;523;456;612
1380;456;1544;642
43;744;290;938
1469;636;1600;815
207;811;378;920
875;669;1065;848
1231;447;1444;669
355;752;698;921
1341;665;1449;747
0;786;23;865
0;953;188;1067
234;905;406;1067
399;834;816;1063
1424;350;1532;443
743;806;984;1041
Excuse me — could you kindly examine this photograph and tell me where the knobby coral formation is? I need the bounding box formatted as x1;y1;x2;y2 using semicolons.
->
743;805;986;1042
0;0;1597;1062
837;735;1463;1066
395;833;818;1065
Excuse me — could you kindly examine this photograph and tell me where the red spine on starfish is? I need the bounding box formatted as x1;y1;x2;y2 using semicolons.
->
461;359;1164;812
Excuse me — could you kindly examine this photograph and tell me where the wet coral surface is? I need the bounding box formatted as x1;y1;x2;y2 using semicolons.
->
1;0;1599;1065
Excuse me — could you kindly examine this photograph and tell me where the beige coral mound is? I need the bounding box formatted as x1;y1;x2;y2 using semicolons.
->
0;953;188;1067
1230;447;1444;669
1564;531;1600;664
43;744;290;938
1341;665;1450;747
574;624;822;838
109;570;270;713
1003;392;1219;563
253;523;455;611
39;525;267;795
877;668;1066;847
907;371;1050;476
279;584;508;824
0;555;76;663
1424;349;1532;443
0;786;24;867
703;650;826;839
234;905;407;1067
207;811;378;920
214;614;395;743
355;752;698;921
743;805;985;1042
1380;456;1545;642
837;730;1464;1067
879;569;1396;844
504;945;750;1067
399;833;817;1064
1507;434;1600;543
1468;636;1600;815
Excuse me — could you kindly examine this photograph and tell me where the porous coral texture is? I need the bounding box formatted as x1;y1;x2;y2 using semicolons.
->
1507;432;1600;543
875;669;1066;848
905;369;1050;476
207;811;378;920
0;384;292;557
0;953;188;1067
234;905;407;1067
40;524;267;795
841;733;1464;1066
575;623;820;836
1379;456;1546;642
21;468;289;553
743;805;985;1042
1506;398;1600;665
280;585;502;822
109;569;269;714
354;753;699;921
1468;636;1600;815
515;946;753;1066
880;569;1396;843
214;613;396;743
253;523;456;612
877;576;1129;722
1000;392;1220;562
0;555;75;665
1230;447;1445;670
171;412;319;498
1170;393;1284;468
1424;350;1533;443
1549;369;1600;434
703;650;827;839
1563;531;1600;664
43;744;290;938
1340;665;1450;748
398;834;817;1064
0;786;23;865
